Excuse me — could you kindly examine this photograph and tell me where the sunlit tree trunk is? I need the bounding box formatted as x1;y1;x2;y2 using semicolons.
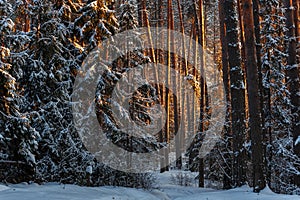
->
161;0;174;172
141;0;156;62
156;0;167;173
193;0;205;188
175;0;186;170
187;22;197;172
237;0;246;66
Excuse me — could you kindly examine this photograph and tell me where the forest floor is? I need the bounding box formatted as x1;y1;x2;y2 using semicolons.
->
0;171;299;200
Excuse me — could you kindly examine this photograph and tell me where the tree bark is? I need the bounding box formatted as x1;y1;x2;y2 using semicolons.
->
284;0;300;187
219;0;233;189
242;0;266;192
173;0;183;170
237;0;246;66
157;0;167;173
195;0;205;188
138;0;144;27
224;0;247;187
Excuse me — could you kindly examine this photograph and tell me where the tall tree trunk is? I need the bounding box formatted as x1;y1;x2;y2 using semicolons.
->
161;0;175;173
224;0;247;187
157;0;167;173
194;0;205;188
252;0;270;186
141;0;156;63
175;0;187;170
188;23;197;173
242;0;266;192
284;0;300;187
167;0;180;170
260;0;274;188
219;0;233;189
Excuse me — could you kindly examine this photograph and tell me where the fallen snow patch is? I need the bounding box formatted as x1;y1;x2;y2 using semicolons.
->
0;184;9;192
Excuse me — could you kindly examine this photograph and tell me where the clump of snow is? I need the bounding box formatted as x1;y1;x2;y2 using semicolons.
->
295;136;300;146
86;166;92;174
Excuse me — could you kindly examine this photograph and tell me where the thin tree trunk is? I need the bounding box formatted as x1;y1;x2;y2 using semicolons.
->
161;0;174;172
188;23;197;172
170;0;182;170
141;0;156;63
175;0;187;170
157;0;167;173
237;0;246;66
193;0;205;188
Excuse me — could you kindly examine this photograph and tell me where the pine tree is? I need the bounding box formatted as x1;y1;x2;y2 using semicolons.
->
16;0;88;183
242;0;266;192
224;0;247;187
119;1;138;31
219;0;234;189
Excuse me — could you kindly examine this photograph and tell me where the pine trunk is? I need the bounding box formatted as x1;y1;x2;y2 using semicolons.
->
195;0;205;188
224;0;247;187
157;0;167;173
284;0;300;187
219;0;233;189
242;0;266;192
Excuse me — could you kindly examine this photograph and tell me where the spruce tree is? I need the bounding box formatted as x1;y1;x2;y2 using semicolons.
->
73;0;118;53
0;0;39;183
260;0;299;194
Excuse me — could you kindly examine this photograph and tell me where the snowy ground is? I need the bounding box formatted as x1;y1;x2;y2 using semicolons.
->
0;171;299;200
